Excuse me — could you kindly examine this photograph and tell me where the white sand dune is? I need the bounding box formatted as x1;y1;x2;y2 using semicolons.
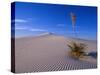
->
15;34;97;73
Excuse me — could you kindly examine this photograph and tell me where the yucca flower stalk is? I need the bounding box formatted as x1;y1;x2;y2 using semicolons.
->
70;12;77;37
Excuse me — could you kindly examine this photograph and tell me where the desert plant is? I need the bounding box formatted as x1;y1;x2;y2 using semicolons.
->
67;42;87;60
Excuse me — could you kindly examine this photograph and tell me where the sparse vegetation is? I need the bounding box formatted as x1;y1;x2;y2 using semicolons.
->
67;42;87;60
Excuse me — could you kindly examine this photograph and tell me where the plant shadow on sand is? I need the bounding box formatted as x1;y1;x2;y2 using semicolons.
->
87;52;97;59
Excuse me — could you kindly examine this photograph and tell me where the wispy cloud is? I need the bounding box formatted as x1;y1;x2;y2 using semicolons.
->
15;26;47;32
57;24;66;27
15;27;28;30
29;29;46;32
12;19;28;23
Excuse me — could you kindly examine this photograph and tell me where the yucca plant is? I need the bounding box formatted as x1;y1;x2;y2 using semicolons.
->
67;42;87;60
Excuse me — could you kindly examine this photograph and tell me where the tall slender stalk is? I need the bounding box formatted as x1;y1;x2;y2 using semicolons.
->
70;12;77;37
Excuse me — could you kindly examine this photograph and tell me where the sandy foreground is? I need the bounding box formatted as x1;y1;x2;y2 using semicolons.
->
15;34;97;73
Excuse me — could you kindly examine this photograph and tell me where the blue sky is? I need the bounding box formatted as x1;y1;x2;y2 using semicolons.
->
11;2;97;40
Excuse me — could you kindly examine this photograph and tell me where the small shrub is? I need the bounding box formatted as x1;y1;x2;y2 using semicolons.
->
67;42;87;60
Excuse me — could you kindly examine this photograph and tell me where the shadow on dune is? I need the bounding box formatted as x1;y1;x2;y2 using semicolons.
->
88;52;97;59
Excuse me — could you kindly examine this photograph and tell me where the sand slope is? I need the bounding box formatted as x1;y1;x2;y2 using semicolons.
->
15;34;97;73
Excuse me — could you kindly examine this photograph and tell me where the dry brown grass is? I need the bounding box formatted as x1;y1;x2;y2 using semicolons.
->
67;41;87;60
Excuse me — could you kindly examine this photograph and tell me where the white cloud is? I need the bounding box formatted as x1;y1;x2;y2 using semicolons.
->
12;19;27;23
57;24;65;27
29;29;46;32
15;25;46;32
15;27;28;30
